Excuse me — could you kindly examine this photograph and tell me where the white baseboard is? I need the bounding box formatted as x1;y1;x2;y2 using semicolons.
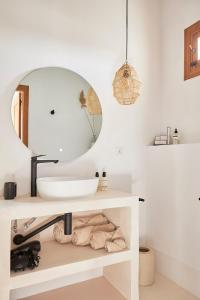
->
155;249;200;298
11;268;102;300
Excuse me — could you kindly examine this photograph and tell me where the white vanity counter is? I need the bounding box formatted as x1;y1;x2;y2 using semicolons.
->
0;190;137;219
0;190;139;300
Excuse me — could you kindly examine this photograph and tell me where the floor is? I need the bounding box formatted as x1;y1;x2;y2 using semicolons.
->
140;274;199;300
22;274;199;300
22;277;126;300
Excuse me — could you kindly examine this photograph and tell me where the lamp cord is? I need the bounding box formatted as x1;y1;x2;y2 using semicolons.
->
125;0;128;64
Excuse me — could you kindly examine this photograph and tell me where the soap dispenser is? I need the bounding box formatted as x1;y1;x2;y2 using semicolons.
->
95;172;101;191
172;128;179;144
99;171;108;191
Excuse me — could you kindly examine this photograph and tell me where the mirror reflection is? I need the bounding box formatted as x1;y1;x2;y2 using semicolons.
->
11;67;102;162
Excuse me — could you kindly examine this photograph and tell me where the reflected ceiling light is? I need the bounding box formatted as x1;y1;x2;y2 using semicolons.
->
113;0;141;105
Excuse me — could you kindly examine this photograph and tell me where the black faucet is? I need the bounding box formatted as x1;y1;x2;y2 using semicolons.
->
31;155;59;197
13;213;72;245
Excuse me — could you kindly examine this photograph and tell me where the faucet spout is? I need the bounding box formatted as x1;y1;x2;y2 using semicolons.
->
36;160;59;164
31;156;59;197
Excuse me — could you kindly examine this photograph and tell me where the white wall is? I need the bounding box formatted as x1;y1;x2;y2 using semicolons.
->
145;0;200;297
160;0;200;143
0;0;161;298
146;145;200;298
0;0;161;197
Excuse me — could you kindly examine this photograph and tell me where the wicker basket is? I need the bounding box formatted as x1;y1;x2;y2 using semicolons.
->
113;63;141;105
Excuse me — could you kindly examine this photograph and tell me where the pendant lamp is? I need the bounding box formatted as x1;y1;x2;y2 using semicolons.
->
113;0;141;105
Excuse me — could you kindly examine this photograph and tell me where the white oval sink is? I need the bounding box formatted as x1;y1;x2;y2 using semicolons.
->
37;177;99;200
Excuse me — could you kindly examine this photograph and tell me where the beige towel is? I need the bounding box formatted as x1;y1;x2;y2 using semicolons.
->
105;238;126;253
53;221;72;244
90;231;113;250
87;214;108;226
111;228;123;240
93;222;115;233
73;214;108;229
90;227;124;251
72;225;93;246
53;214;108;244
105;228;126;252
53;213;126;252
72;223;115;246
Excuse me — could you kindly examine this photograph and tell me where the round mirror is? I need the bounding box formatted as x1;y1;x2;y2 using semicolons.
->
11;67;102;162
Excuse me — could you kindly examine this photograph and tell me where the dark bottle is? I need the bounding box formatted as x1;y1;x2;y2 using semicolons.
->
4;182;17;200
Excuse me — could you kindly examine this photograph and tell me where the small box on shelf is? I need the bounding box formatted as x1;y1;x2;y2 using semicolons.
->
154;140;167;146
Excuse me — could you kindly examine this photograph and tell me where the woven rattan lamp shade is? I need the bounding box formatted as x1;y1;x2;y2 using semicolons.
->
113;63;141;105
113;0;142;105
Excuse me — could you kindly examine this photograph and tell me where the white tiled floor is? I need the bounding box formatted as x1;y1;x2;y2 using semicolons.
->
140;274;199;300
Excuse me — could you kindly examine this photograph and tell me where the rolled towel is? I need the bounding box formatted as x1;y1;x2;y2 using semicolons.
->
53;220;72;244
53;218;91;245
72;225;93;246
53;214;108;244
90;227;124;251
73;214;108;229
93;222;115;233
87;214;108;226
73;217;89;229
90;231;113;250
111;228;123;240
105;238;126;253
72;223;115;246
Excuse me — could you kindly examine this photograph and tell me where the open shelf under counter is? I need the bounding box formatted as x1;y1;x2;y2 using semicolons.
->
21;277;126;300
10;241;132;289
0;190;139;300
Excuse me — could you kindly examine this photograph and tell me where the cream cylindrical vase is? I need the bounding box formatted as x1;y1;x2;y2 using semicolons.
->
139;247;155;286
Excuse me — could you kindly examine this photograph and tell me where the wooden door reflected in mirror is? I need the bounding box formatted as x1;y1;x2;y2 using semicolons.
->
11;85;29;146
